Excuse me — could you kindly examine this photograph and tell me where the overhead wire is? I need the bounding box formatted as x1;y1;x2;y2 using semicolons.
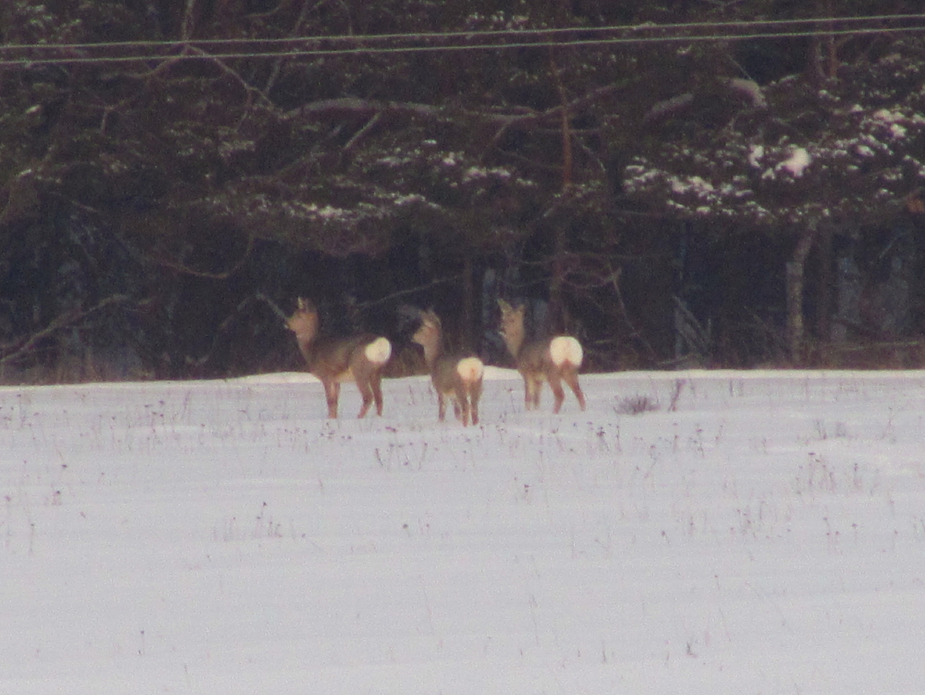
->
5;15;925;48
4;12;925;50
0;13;923;67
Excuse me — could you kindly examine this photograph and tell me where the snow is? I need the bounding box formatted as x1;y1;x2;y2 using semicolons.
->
872;109;906;127
777;148;812;177
670;175;713;195
462;166;512;182
871;110;911;140
305;203;347;220
392;193;426;206
3;369;925;694
724;78;765;108
622;36;925;226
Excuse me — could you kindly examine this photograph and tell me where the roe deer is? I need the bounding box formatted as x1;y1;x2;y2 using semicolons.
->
286;298;392;419
411;309;484;426
497;299;587;413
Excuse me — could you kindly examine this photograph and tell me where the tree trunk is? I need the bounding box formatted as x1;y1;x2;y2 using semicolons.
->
462;255;475;352
548;53;572;333
787;231;816;363
816;226;833;340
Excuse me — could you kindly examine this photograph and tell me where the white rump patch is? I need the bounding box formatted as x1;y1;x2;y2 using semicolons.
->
549;336;583;367
364;337;392;365
456;357;485;384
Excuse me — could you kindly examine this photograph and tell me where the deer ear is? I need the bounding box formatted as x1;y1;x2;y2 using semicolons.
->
396;304;424;332
423;309;441;326
497;298;511;312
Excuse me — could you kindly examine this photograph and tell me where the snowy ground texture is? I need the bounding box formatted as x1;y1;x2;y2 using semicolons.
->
2;368;925;694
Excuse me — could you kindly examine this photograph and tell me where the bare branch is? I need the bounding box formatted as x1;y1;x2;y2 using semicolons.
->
341;112;383;157
113;229;256;280
255;292;289;322
354;273;465;310
294;80;635;132
183;45;276;108
0;295;136;366
264;0;327;95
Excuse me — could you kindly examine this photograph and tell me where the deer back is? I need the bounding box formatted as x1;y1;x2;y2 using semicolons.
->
498;299;582;374
288;299;390;381
412;310;483;393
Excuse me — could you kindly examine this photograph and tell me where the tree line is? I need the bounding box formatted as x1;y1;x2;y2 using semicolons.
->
1;0;924;382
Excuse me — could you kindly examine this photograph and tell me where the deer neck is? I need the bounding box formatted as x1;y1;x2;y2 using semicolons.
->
422;336;443;367
414;326;444;367
500;321;526;359
288;312;319;364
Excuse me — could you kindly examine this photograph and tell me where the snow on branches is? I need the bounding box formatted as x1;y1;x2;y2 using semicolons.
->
623;39;925;228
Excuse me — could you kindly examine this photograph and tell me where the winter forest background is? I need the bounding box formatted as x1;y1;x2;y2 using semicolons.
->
1;1;925;383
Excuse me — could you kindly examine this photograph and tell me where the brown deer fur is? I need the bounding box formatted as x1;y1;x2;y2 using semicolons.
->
286;298;391;419
412;310;484;426
497;299;586;413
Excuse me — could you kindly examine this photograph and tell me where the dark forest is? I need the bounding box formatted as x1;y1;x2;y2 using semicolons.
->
2;1;924;382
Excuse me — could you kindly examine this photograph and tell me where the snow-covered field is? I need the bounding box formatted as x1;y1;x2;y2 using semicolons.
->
2;369;925;694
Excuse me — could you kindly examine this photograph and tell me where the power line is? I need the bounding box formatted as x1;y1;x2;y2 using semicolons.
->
5;26;925;67
1;14;923;67
4;13;924;51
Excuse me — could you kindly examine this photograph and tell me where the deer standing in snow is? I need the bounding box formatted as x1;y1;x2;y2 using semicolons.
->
286;298;392;419
497;299;587;413
411;309;484;426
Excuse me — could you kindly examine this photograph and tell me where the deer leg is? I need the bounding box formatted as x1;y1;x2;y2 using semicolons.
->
324;381;340;419
371;372;385;416
470;383;481;426
522;375;534;410
454;386;469;426
437;392;447;422
549;374;566;414
356;378;374;419
531;377;543;410
564;368;586;410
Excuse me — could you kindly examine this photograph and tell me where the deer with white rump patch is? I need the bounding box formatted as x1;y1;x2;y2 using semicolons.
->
497;299;587;413
411;309;484;426
286;298;392;419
